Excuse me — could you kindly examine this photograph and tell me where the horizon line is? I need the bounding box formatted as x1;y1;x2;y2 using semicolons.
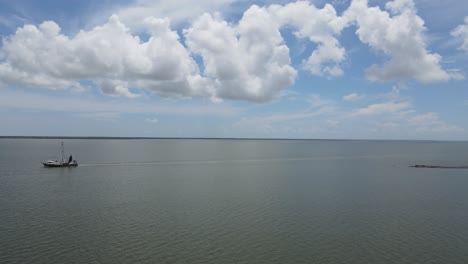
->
0;136;466;142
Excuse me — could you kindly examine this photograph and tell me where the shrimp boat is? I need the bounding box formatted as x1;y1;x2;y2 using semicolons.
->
42;141;78;167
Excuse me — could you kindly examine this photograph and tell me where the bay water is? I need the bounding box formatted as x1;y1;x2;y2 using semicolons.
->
1;139;468;263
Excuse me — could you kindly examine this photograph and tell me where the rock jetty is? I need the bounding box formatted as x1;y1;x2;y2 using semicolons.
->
411;165;468;169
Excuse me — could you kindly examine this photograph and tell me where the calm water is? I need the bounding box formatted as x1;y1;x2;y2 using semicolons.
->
1;139;468;263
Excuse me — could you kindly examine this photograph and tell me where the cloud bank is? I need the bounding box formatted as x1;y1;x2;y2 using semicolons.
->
0;0;459;102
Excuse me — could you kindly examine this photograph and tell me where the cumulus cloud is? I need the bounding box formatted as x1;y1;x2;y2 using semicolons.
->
451;17;468;52
0;0;459;104
184;1;349;101
342;93;365;102
0;1;352;103
271;1;348;77
345;0;455;82
0;16;210;99
184;9;297;102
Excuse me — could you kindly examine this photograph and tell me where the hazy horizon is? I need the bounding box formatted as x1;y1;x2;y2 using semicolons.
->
1;135;468;142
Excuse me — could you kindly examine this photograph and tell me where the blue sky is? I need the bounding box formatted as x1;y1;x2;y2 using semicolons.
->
0;0;467;139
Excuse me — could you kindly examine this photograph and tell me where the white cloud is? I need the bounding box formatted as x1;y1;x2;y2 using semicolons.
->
145;118;159;124
342;93;365;102
345;0;456;82
183;1;352;101
184;9;297;102
352;101;411;116
407;112;463;133
0;16;210;99
100;80;141;98
408;112;439;126
228;85;464;139
0;6;304;103
349;91;464;135
0;0;460;104
451;16;468;52
271;1;348;77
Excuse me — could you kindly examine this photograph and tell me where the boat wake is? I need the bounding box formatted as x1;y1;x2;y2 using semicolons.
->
78;154;403;167
79;157;317;167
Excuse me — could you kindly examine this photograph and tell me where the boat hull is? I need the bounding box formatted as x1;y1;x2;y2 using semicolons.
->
42;162;78;167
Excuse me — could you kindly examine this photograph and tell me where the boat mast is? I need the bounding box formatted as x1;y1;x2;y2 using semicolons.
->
61;141;64;163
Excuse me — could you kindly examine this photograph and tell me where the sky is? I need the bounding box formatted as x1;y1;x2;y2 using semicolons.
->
0;0;467;140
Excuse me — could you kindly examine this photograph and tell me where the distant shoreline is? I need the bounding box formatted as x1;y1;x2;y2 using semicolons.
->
0;136;465;142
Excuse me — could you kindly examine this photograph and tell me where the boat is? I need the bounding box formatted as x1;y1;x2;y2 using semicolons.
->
42;141;78;167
